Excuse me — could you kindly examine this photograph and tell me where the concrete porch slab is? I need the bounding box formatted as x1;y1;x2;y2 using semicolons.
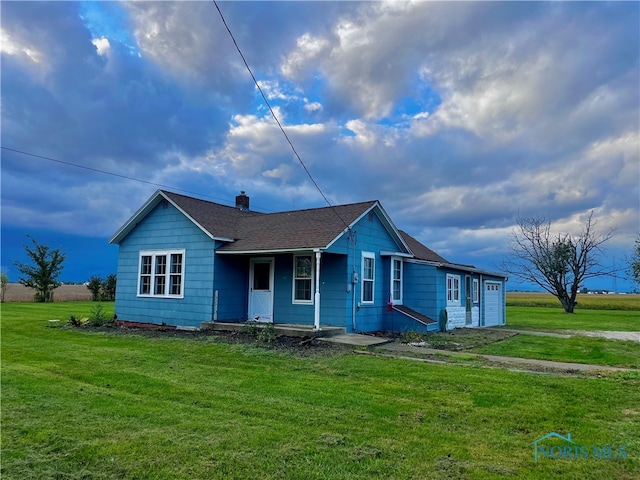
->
317;333;393;347
201;321;344;338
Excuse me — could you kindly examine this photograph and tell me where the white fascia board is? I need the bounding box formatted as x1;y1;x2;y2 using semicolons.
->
405;258;507;279
163;193;232;242
323;203;379;251
109;189;164;244
380;251;413;258
109;190;233;244
324;202;412;254
216;247;320;255
374;203;413;255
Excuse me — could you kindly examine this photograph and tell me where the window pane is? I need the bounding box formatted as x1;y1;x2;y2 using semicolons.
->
155;255;167;275
393;260;401;280
253;262;270;290
363;281;373;302
140;276;150;295
141;256;152;275
155;275;165;295
295;279;312;301
393;280;401;300
170;275;181;295
364;257;374;280
295;256;312;278
171;254;182;274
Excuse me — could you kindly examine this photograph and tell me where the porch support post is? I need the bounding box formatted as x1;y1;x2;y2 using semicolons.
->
314;250;322;330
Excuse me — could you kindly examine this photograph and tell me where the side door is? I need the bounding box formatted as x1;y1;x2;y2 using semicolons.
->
248;258;274;323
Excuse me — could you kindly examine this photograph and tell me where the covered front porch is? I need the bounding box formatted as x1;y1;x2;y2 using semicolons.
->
200;321;344;338
213;249;350;330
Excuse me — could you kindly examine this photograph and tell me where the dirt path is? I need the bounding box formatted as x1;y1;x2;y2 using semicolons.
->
369;343;635;375
568;330;640;342
487;327;640;342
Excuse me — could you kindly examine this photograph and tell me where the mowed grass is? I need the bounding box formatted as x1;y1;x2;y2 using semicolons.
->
475;296;640;368
507;292;640;311
506;306;640;332
473;334;640;369
2;303;640;479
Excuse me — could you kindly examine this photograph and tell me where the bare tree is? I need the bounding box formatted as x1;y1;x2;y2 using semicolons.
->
502;212;614;313
629;233;640;290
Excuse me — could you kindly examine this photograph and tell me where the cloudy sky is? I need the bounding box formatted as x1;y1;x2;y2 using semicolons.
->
2;1;638;291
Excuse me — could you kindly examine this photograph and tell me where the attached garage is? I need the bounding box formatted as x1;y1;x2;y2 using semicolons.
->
483;281;504;326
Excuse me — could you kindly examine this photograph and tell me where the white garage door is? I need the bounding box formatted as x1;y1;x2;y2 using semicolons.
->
484;282;503;327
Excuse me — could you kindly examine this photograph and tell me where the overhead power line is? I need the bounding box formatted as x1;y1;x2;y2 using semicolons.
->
0;146;273;211
212;1;350;230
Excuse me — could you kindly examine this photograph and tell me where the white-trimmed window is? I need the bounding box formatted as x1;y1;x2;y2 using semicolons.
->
362;252;375;303
293;254;313;304
446;274;460;305
391;257;403;304
138;250;185;298
473;278;479;303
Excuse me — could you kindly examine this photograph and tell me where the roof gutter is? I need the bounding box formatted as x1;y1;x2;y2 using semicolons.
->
407;258;508;279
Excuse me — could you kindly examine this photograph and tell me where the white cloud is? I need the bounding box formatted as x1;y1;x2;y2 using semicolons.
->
91;36;110;56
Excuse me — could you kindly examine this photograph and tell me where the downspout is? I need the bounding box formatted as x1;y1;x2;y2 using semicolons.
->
479;274;483;327
349;229;358;333
314;250;321;330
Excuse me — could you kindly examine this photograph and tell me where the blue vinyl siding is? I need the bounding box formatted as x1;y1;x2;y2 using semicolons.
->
273;254;314;325
400;261;441;320
114;202;215;327
213;252;249;322
268;253;348;327
341;209;404;333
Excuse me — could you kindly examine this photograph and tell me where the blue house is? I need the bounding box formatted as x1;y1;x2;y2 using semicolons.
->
109;190;507;333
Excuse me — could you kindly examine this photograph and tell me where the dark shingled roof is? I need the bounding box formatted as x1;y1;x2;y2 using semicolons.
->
399;230;448;263
165;191;378;252
163;191;262;240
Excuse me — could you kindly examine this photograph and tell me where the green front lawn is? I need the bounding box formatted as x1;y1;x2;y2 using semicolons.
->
506;306;640;332
472;335;640;369
2;303;639;479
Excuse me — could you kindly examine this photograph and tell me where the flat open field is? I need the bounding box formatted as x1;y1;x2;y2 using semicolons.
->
2;302;638;479
507;291;640;310
2;283;92;302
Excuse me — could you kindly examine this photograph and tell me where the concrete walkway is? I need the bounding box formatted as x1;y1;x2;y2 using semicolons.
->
372;343;634;373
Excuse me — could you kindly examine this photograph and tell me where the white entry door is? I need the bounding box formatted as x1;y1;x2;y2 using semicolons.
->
249;258;274;323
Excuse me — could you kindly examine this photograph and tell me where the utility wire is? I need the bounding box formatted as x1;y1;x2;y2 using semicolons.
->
212;0;350;230
0;146;275;212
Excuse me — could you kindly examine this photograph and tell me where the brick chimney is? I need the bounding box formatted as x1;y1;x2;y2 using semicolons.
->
235;191;250;211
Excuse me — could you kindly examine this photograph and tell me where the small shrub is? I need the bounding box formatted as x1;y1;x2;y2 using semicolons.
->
244;321;260;338
67;314;88;327
88;303;114;327
258;323;276;344
401;331;423;344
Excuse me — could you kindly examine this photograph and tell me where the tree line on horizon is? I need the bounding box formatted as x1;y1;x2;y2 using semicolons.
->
2;227;640;309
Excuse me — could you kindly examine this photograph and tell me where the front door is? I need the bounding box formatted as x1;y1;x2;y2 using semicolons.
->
249;258;274;323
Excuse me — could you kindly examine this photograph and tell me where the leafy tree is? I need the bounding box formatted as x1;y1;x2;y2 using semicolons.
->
102;274;117;301
1;272;8;303
14;237;66;302
502;212;613;313
87;275;103;301
630;234;640;289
